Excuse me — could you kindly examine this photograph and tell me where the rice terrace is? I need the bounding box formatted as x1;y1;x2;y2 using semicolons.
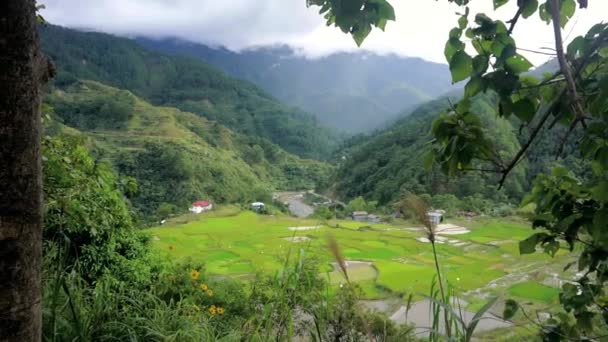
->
147;205;576;338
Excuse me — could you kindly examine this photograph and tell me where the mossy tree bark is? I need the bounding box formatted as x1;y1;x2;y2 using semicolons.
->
0;1;53;340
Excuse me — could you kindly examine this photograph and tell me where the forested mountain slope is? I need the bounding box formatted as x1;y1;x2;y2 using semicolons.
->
39;25;338;159
44;81;332;217
136;38;458;133
333;82;589;211
333;94;528;206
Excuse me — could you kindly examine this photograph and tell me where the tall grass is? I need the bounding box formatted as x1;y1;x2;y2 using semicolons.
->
401;194;500;341
402;194;452;339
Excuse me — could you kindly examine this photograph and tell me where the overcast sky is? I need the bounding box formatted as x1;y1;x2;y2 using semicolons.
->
42;0;607;65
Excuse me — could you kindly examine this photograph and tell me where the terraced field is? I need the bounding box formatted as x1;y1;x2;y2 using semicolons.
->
147;207;573;308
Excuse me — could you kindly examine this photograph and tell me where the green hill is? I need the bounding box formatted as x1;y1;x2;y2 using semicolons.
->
39;25;339;159
332;94;528;207
44;80;332;218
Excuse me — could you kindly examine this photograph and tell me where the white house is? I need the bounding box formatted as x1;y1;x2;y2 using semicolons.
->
426;211;443;226
251;202;265;211
352;211;369;221
189;200;213;214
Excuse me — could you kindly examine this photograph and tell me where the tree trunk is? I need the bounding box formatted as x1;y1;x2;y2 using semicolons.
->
0;1;53;341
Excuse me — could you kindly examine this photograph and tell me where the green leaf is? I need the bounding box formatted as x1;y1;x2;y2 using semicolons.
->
449;27;462;39
519;233;545;254
499;98;514;117
520;74;540;87
472;39;493;55
512;98;537;122
423;151;435;170
466;297;499;340
377;18;388;30
567;36;585;59
576;311;594;332
578;252;590;271
590;78;608;115
458;15;468;29
352;23;372;47
551;165;570;178
543;239;559;257
503;299;519;320
449;51;473;83
465;28;475;39
465;77;484;98
506;54;533;73
472;55;489;75
598;147;608;169
592;181;608;202
494;0;509;9
491;34;516;57
444;38;465;62
377;1;396;21
591;209;608;246
539;3;551;23
521;0;539;18
560;0;576;28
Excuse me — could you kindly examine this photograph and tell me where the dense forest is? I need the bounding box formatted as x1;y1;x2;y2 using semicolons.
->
39;25;339;160
136;38;457;133
330;93;527;212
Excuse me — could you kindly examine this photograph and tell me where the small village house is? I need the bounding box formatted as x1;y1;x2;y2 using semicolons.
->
352;211;369;221
250;202;265;211
189;200;213;214
426;211;443;226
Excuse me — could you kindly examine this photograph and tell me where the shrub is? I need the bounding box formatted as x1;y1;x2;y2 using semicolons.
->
43;136;151;284
312;206;334;220
431;194;461;216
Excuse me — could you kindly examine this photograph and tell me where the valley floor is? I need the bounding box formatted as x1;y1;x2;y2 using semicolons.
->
146;207;576;337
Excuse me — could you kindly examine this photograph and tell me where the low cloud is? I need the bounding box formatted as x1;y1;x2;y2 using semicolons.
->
42;0;608;64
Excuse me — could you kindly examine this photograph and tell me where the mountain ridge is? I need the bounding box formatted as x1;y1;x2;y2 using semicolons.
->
135;36;460;133
39;24;339;160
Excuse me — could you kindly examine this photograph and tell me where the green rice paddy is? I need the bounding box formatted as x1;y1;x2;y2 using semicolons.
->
508;281;560;303
147;207;564;303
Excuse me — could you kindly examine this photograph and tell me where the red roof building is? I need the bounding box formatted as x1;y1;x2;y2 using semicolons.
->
192;200;210;207
190;200;213;214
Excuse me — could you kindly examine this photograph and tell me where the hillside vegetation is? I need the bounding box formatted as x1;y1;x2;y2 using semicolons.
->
136;38;457;133
44;80;332;218
40;25;339;159
333;94;527;209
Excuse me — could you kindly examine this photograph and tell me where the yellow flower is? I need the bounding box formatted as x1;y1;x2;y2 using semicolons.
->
190;270;200;280
217;307;225;315
206;289;214;297
208;305;216;315
200;283;208;291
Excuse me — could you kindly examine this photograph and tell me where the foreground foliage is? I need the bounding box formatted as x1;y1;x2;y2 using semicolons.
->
310;0;608;339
